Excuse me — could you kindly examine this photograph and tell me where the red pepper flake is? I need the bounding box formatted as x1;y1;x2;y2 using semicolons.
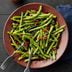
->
16;42;19;45
20;34;23;37
52;48;57;51
34;19;40;26
46;26;50;30
43;35;47;40
24;41;30;48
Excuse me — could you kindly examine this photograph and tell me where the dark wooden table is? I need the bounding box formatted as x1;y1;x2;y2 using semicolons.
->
0;0;72;72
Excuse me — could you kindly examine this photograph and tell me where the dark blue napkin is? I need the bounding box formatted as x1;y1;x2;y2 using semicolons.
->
56;5;72;63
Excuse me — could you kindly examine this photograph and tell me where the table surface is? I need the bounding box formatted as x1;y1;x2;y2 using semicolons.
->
0;0;72;72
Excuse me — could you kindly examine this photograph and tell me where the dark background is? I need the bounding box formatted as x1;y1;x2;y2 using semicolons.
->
0;0;72;72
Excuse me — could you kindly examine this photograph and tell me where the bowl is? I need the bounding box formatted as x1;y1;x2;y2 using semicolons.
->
3;2;69;68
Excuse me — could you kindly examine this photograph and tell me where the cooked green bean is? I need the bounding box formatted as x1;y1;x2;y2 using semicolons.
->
11;13;51;21
11;16;20;23
14;50;24;54
13;35;22;44
29;19;52;32
31;39;44;55
45;25;54;47
47;41;55;54
34;13;51;19
18;53;29;60
53;25;65;33
33;47;38;55
24;56;39;62
21;22;34;27
33;31;39;39
24;5;42;20
41;14;53;25
51;35;58;42
24;10;29;17
19;12;23;29
52;51;56;60
54;29;64;35
39;29;43;48
10;36;18;49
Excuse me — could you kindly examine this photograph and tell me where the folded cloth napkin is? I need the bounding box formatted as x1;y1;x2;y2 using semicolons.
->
56;5;72;62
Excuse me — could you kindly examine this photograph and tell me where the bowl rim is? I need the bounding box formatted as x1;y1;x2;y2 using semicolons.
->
3;2;69;69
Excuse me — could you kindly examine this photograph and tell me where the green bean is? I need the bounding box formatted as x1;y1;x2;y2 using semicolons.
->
24;20;33;23
12;23;18;28
57;33;60;38
35;13;51;19
11;16;20;23
10;36;18;49
51;35;58;42
53;25;65;33
23;5;42;20
43;54;50;58
11;43;20;49
18;55;24;60
24;10;29;17
29;19;52;32
24;13;51;20
11;43;15;46
33;47;38;55
40;55;46;59
30;10;36;13
13;28;24;35
38;51;50;59
52;51;56;60
33;31;39;39
30;12;44;16
14;50;29;60
47;41;55;54
53;33;60;48
45;25;54;47
24;56;39;62
7;29;14;35
24;26;31;30
40;30;43;48
14;50;24;54
36;34;40;42
33;47;49;59
11;13;50;21
54;29;64;35
49;38;55;42
42;31;46;48
42;39;45;48
37;52;46;59
21;23;34;27
31;39;44;55
55;22;59;29
11;16;20;19
19;12;23;29
13;35;22;44
18;53;29;60
53;15;56;18
24;34;44;55
41;14;53;25
49;52;53;59
11;13;51;23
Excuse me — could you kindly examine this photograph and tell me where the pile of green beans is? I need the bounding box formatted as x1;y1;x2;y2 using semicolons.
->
8;5;65;62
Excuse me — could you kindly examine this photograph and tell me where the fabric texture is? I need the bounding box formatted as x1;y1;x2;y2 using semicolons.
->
56;5;72;62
